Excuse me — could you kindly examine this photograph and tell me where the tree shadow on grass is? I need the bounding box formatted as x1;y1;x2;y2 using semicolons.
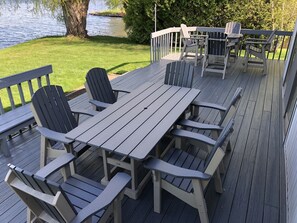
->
106;61;149;74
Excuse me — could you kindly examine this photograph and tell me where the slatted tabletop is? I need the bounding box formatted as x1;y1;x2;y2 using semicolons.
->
66;82;200;160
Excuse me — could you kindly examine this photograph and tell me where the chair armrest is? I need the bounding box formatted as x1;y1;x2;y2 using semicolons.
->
171;129;216;146
112;87;130;94
36;126;73;144
245;40;268;45
71;108;97;117
71;172;131;223
144;157;211;180
177;119;223;131
246;37;267;42
89;99;112;110
191;100;227;112
35;153;75;178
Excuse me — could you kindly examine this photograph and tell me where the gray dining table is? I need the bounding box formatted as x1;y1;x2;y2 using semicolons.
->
66;81;201;199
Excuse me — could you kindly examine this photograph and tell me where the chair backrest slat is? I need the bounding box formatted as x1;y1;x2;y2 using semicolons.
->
86;68;117;105
165;61;194;88
31;85;78;133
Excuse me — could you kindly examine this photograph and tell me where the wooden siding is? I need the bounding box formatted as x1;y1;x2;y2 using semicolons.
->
0;57;286;223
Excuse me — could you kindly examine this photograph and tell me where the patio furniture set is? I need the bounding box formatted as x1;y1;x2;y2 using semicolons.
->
179;22;276;79
2;24;249;223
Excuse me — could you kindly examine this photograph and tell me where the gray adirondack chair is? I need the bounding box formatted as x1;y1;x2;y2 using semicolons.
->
164;61;195;88
244;30;277;75
30;85;97;168
5;153;131;223
85;67;130;111
225;22;242;59
179;24;207;66
144;118;234;223
225;22;241;36
202;32;232;79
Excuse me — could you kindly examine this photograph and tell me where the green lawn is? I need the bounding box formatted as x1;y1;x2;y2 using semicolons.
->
0;36;150;109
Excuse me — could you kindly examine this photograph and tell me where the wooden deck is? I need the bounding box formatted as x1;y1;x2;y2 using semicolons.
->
0;56;286;223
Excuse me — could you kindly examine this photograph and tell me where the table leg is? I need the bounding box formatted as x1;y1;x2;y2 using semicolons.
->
102;150;111;183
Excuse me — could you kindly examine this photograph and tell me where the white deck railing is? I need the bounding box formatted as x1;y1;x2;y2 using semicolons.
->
150;26;293;63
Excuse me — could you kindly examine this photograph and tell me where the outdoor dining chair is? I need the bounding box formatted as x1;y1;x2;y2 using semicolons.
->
244;30;277;75
201;32;233;79
224;22;242;60
5;153;131;223
224;22;241;37
177;87;242;153
30;85;97;168
144;118;234;223
179;24;207;66
85;67;130;111
164;61;195;88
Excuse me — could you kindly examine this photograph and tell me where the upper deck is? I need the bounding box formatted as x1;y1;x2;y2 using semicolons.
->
0;54;286;222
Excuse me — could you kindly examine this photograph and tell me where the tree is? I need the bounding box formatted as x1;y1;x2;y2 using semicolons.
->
4;0;90;38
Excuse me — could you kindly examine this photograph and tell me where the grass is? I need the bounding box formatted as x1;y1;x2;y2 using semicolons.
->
0;35;150;109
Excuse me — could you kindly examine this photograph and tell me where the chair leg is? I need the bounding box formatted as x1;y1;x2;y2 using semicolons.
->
40;136;47;167
213;169;224;194
179;46;186;61
243;47;249;72
192;180;209;223
152;170;162;213
113;196;122;223
263;52;267;75
0;138;11;157
222;52;229;79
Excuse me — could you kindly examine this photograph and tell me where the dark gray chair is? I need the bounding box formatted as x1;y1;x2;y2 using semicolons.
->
176;87;242;156
144;118;234;223
5;153;131;223
164;61;195;88
30;85;96;168
85;67;129;111
202;32;232;79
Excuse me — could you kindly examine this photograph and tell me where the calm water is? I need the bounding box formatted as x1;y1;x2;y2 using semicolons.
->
0;1;126;49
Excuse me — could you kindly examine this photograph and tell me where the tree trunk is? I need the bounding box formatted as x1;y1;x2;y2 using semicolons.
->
61;0;90;38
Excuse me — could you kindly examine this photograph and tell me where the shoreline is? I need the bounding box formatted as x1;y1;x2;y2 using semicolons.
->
89;11;125;18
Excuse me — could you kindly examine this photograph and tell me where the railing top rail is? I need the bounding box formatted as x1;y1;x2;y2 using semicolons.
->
151;26;293;38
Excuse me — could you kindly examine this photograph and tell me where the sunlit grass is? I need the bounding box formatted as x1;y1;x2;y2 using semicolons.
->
0;35;150;109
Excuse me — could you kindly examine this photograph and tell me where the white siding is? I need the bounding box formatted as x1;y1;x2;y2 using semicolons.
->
284;101;297;223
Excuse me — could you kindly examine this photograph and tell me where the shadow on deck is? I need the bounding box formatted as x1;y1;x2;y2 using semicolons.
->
0;57;285;223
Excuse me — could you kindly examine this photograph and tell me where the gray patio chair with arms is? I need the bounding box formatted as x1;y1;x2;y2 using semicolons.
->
30;85;97;168
225;22;242;60
164;61;195;88
85;67;130;111
201;32;232;79
179;24;207;66
224;22;241;37
177;87;242;152
144;118;234;223
244;30;277;75
5;153;131;223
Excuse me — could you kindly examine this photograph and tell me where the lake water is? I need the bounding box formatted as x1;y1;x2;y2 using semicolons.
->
0;1;126;49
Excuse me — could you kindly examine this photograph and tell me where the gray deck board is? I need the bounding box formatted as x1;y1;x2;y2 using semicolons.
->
0;57;285;223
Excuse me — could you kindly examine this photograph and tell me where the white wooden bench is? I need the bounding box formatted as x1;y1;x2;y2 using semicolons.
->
0;65;53;156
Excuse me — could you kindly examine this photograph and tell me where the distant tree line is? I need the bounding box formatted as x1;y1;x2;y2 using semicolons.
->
120;0;297;43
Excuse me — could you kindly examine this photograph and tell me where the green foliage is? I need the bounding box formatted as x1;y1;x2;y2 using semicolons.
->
216;0;272;30
123;0;297;43
104;0;123;9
